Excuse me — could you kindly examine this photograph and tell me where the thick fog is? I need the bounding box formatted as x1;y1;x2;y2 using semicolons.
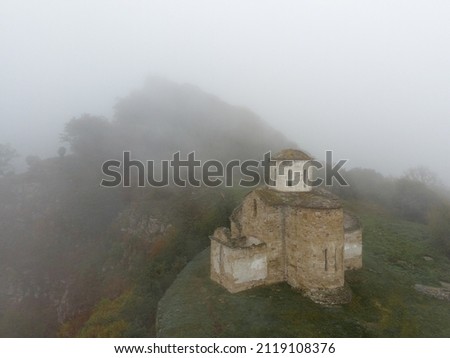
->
1;0;449;183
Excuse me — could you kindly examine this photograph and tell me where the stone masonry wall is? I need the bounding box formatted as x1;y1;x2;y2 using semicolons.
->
230;192;285;284
210;238;267;293
285;207;345;290
344;229;363;270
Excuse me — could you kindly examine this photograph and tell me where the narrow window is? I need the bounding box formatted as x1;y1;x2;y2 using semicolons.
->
324;248;328;271
303;168;308;186
253;199;257;217
287;169;293;186
334;248;337;272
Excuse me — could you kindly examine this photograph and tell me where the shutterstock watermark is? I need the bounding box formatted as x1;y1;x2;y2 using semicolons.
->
100;151;349;188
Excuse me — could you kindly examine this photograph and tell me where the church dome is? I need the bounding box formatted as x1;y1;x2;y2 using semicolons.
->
273;148;313;161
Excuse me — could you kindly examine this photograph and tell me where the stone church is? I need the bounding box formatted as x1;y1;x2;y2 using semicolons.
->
210;149;362;304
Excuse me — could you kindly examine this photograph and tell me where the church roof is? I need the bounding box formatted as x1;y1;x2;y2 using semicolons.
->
273;148;313;161
254;187;341;209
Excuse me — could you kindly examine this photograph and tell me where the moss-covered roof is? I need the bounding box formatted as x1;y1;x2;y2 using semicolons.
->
273;148;313;161
254;187;341;209
210;226;265;249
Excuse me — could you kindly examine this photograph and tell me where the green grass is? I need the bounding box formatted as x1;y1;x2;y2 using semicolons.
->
156;204;450;337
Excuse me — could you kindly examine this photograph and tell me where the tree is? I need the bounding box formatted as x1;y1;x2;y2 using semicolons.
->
0;143;18;176
61;114;113;160
403;166;438;187
58;146;67;158
392;178;436;223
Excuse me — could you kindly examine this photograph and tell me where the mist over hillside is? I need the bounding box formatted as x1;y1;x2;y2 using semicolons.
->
1;1;450;342
3;2;450;185
0;80;293;337
64;78;294;162
0;78;449;337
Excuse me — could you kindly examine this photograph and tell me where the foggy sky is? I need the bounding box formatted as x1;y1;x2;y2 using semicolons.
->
1;1;449;184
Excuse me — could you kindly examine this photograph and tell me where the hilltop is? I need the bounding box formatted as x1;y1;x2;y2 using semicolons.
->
156;201;450;337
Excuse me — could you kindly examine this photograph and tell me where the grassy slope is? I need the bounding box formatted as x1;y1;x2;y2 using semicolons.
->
156;202;450;337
